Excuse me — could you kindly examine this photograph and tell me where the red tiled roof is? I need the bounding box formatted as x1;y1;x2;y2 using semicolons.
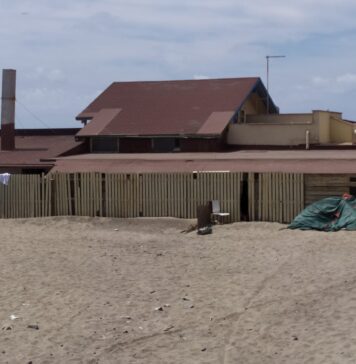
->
76;78;262;137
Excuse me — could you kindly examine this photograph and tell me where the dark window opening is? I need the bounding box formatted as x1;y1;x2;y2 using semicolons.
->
92;137;118;152
151;138;178;152
350;186;356;197
22;169;47;175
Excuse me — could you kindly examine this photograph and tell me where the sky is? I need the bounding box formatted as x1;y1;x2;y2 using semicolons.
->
2;0;356;128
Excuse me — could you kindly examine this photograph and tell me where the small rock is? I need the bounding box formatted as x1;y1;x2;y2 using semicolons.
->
123;330;129;334
150;290;156;294
163;304;170;307
292;335;298;341
182;297;190;301
155;306;163;311
201;347;207;352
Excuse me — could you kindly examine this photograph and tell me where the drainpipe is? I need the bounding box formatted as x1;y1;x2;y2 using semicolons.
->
1;69;16;151
305;130;310;150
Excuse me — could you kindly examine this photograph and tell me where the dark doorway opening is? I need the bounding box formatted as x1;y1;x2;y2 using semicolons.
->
240;173;249;221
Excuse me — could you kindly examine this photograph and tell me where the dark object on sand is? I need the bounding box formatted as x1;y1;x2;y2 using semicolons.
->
197;225;212;235
27;325;39;330
197;204;211;229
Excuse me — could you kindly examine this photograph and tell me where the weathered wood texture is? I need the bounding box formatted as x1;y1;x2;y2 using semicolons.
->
258;173;304;223
0;172;305;222
304;174;356;205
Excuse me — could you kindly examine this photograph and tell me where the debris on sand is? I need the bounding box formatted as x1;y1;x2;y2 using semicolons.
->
27;325;39;330
180;224;197;234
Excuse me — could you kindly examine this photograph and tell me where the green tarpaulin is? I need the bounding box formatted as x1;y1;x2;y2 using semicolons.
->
288;195;356;231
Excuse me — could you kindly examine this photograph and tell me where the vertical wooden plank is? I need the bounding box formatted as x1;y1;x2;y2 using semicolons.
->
105;174;110;217
273;173;277;222
272;173;276;222
14;175;18;218
264;173;268;221
301;174;305;211
277;173;281;222
287;173;291;223
112;174;117;217
236;173;240;222
293;173;297;220
248;173;253;221
271;173;275;222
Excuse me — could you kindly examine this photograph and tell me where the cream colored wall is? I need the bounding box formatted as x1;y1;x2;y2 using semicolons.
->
240;92;267;116
330;117;354;143
313;111;330;144
227;103;355;146
246;114;312;124
227;123;318;146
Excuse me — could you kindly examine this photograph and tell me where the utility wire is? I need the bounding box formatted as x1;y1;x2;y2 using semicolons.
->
15;113;25;129
15;98;54;131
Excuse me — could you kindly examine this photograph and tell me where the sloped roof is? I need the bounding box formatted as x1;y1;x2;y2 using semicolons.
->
52;150;356;174
76;77;276;137
0;129;83;169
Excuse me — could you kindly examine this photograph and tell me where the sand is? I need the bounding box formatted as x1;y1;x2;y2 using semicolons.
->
0;217;356;363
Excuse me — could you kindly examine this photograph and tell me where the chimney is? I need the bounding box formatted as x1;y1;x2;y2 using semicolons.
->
1;69;16;151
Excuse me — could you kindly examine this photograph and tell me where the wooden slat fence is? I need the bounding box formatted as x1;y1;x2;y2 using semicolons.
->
258;173;304;223
0;172;305;222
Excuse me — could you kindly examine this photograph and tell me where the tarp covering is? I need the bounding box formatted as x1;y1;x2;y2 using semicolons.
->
288;195;356;231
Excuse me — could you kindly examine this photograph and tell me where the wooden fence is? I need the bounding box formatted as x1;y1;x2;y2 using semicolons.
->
0;172;305;223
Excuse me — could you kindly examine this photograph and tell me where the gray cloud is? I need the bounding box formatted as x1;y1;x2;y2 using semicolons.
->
1;0;356;126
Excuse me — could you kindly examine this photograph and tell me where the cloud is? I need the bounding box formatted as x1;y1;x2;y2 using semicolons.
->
312;76;330;86
193;75;210;80
336;73;356;84
2;0;356;125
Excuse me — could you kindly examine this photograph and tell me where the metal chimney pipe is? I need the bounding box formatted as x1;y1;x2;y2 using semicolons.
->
1;69;16;151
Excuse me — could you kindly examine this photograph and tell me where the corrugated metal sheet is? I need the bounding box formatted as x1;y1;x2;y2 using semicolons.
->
77;108;121;136
0;133;83;168
76;78;261;136
52;150;356;174
197;111;234;135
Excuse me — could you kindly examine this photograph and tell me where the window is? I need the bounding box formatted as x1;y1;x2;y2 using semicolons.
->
151;138;177;152
238;109;246;123
91;137;119;152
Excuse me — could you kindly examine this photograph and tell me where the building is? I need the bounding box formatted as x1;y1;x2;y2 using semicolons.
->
1;72;356;174
75;77;278;153
75;77;356;153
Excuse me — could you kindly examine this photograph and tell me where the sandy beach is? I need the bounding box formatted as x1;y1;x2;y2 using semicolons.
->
0;217;356;363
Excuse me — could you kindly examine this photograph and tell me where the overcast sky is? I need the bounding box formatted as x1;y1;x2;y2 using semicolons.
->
2;0;356;128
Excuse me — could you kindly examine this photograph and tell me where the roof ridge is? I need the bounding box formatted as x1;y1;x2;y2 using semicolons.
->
112;77;260;85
